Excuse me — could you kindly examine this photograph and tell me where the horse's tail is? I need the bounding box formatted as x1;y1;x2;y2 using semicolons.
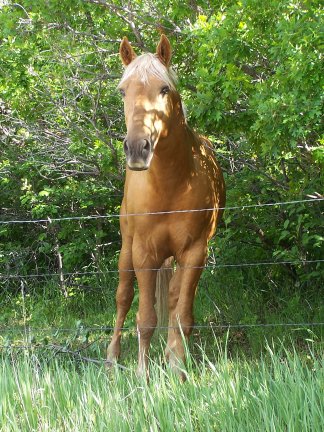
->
155;257;174;332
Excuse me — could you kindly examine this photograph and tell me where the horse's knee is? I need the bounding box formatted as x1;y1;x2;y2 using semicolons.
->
116;283;134;309
174;324;192;339
136;309;157;339
174;312;194;338
137;326;155;342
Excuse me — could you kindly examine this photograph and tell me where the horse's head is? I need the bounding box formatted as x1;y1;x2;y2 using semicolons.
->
118;35;182;171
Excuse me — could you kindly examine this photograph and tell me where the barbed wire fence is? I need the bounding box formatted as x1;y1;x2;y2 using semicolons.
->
1;197;323;365
0;197;323;224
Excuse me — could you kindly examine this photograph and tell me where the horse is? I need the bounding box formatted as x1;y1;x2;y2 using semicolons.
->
107;35;226;378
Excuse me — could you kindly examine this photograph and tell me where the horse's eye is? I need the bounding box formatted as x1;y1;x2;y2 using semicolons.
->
160;86;170;96
119;89;125;97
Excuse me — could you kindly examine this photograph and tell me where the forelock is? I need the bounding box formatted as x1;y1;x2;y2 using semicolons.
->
118;53;177;89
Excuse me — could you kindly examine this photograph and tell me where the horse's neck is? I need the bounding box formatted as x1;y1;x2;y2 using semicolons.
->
149;123;196;185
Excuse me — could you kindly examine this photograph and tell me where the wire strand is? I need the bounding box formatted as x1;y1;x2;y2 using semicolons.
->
1;259;323;280
1;321;323;337
0;197;323;225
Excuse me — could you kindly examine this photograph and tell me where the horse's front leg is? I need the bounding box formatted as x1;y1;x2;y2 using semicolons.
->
134;256;162;378
166;242;206;377
107;242;134;366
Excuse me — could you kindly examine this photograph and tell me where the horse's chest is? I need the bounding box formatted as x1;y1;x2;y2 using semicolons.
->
126;194;212;254
124;168;216;251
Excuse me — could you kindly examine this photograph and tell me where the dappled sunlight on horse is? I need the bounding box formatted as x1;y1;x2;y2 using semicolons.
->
107;34;226;379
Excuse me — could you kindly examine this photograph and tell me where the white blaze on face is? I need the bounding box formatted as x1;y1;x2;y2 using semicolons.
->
141;97;171;145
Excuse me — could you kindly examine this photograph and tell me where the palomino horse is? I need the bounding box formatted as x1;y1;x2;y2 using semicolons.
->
107;35;226;377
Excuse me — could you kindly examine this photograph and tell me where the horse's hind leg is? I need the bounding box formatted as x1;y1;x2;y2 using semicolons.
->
107;243;134;366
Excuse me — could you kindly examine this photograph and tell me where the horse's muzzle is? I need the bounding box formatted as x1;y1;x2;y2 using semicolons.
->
123;137;153;170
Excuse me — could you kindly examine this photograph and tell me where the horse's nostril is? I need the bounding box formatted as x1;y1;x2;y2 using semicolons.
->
123;139;129;153
143;140;150;152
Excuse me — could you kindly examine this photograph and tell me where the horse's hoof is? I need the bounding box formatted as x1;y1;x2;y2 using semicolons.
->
169;355;187;381
105;355;121;370
136;366;150;382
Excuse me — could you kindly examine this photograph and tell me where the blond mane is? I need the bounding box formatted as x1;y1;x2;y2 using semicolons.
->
118;53;177;89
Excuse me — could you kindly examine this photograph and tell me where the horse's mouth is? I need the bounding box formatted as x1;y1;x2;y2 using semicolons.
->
128;166;149;171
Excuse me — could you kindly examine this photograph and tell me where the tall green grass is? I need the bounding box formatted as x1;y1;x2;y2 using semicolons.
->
1;341;323;431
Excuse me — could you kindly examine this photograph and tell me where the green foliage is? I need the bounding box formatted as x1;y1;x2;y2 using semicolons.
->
0;0;323;337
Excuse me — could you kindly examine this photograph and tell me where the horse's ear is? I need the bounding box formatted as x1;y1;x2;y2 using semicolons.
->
156;34;172;67
119;37;137;66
